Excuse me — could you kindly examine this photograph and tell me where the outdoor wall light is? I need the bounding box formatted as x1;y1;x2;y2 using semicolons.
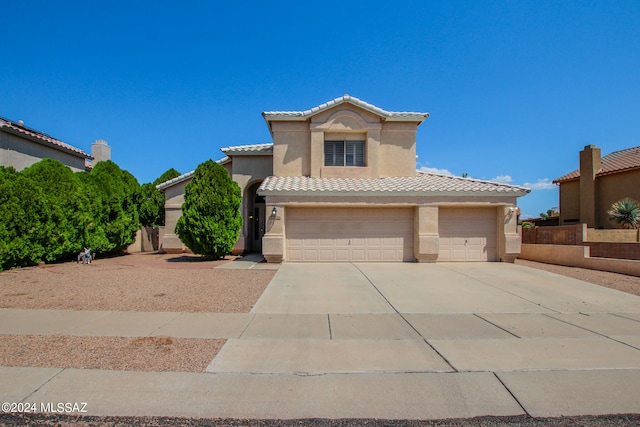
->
271;207;277;217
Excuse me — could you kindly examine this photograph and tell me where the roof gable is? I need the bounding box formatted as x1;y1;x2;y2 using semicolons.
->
554;146;640;183
262;95;429;129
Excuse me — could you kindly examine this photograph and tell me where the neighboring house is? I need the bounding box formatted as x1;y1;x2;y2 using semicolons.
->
554;145;640;229
158;95;529;262
0;116;111;172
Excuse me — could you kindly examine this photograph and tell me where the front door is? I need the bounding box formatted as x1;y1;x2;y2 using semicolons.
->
252;205;265;252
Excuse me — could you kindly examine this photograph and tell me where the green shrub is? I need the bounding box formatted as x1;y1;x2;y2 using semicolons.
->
0;166;55;268
175;160;242;259
86;160;142;253
139;168;181;228
608;198;640;229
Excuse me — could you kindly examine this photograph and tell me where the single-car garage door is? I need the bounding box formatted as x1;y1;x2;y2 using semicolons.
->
438;208;497;261
286;208;414;262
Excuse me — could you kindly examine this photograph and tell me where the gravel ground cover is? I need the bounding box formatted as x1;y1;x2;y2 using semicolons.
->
3;413;640;426
515;259;640;296
0;253;269;373
0;335;225;372
0;253;275;312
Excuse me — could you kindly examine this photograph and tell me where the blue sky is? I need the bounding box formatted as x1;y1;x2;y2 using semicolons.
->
1;1;639;218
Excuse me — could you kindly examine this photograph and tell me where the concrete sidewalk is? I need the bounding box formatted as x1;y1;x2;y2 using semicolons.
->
2;262;640;420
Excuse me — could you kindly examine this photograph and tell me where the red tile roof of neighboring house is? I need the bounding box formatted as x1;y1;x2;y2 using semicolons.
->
554;146;640;183
0;116;92;159
259;172;530;197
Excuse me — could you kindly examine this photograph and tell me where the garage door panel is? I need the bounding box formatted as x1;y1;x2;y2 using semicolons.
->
285;208;414;262
438;208;497;262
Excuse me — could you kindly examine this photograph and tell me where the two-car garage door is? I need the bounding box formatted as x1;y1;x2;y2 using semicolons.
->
286;208;414;262
284;206;498;262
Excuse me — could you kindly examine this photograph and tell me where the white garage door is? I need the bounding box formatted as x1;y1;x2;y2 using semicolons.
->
286;208;414;262
438;208;498;261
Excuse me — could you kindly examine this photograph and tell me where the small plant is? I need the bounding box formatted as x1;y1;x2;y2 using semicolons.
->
608;198;640;229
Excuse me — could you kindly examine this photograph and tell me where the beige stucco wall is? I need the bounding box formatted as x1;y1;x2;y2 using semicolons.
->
586;228;639;242
559;170;640;228
379;122;418;177
270;104;420;180
0;131;87;172
272;122;311;177
520;243;640;277
596;170;640;229
559;180;580;225
160;179;189;253
500;206;521;262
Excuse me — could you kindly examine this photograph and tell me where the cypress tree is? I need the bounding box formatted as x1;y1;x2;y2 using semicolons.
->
175;160;242;258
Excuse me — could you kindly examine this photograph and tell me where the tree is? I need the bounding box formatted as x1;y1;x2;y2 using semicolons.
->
175;160;242;258
139;168;181;228
540;207;559;220
0;166;54;269
20;159;88;261
86;160;142;253
608;198;640;229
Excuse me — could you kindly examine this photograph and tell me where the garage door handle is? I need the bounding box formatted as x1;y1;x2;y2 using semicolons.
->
465;239;468;245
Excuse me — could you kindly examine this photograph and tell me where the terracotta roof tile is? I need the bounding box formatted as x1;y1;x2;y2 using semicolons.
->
0;117;91;159
554;146;640;183
258;173;530;197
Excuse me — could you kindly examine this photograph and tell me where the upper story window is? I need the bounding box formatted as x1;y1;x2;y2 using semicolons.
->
324;140;366;167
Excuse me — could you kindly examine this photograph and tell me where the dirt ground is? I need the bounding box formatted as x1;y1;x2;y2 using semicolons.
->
0;253;273;373
515;259;640;296
0;253;275;312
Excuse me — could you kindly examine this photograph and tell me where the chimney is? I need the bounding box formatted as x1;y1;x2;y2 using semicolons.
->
91;139;111;165
579;144;601;227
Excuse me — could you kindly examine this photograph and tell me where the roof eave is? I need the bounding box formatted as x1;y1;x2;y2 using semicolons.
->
258;189;530;198
1;126;92;160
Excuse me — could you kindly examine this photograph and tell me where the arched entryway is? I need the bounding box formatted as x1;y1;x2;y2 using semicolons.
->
246;181;265;253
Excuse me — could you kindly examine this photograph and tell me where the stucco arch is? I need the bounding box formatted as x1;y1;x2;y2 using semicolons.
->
312;109;382;132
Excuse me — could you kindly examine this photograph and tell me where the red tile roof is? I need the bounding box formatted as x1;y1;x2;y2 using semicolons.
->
554;146;640;183
0;117;91;159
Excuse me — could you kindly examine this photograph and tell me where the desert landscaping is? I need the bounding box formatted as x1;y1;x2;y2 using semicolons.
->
1;254;638;375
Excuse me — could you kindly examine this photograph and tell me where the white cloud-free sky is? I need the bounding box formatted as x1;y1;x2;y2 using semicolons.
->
1;0;638;218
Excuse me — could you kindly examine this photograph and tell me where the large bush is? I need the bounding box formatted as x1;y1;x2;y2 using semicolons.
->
85;160;142;253
175;160;242;258
0;167;51;269
0;159;142;271
139;168;181;228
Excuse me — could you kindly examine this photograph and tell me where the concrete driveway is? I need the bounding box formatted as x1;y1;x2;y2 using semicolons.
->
4;262;640;420
207;262;640;418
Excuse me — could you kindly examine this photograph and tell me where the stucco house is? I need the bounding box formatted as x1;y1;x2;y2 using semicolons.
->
554;144;640;229
158;95;529;262
0;116;111;171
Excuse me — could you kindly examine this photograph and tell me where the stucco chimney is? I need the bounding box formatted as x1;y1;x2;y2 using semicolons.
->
91;139;111;164
579;144;601;227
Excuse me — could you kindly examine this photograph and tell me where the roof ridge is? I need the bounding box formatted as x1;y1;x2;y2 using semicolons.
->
262;94;429;121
